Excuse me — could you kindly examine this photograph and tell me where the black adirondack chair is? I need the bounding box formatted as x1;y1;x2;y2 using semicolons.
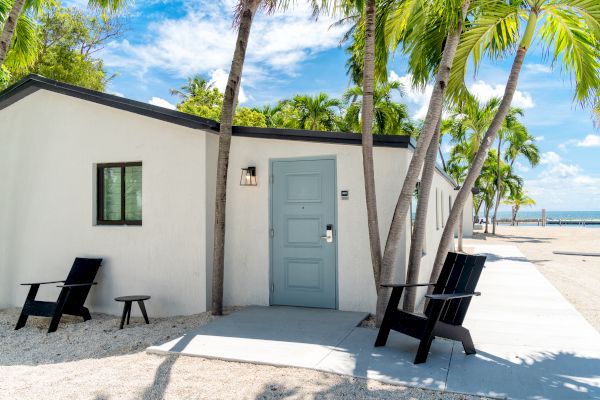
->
15;257;103;333
374;252;486;364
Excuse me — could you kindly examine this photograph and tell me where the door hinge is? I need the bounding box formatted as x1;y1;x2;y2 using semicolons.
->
270;228;274;238
270;175;274;184
271;283;275;292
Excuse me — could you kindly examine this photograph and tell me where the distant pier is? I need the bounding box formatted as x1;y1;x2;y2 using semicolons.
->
496;218;600;226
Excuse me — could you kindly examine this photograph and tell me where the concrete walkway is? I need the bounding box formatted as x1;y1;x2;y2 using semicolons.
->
148;244;600;399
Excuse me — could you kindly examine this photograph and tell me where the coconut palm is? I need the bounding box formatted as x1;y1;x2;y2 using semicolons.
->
0;0;127;67
212;0;283;316
288;92;342;131
343;80;410;135
0;0;45;69
492;109;539;233
431;0;600;283
503;189;536;225
170;75;215;101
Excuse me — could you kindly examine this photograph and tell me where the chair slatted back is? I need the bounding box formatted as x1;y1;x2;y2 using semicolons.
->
425;252;486;326
63;258;102;309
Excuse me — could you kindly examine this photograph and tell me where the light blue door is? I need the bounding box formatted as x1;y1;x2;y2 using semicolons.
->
270;158;337;309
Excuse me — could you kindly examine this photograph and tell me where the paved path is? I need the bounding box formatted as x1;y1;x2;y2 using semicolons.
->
148;244;600;399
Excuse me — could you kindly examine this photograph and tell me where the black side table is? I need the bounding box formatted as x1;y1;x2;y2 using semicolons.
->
114;295;150;329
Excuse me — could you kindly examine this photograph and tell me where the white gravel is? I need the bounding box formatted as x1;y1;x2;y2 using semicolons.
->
0;308;491;399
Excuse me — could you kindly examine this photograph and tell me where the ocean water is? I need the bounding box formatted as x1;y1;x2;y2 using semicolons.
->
493;210;600;227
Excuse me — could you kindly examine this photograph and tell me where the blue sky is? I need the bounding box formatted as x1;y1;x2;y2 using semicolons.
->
75;0;599;211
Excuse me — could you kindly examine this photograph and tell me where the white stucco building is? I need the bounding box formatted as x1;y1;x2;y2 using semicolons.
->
0;75;470;316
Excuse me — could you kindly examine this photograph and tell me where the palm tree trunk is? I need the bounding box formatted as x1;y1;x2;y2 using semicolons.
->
438;146;447;172
458;209;464;252
492;136;502;234
403;118;442;312
484;205;490;233
428;10;538;286
0;0;27;65
360;0;383;292
212;0;259;316
375;0;471;325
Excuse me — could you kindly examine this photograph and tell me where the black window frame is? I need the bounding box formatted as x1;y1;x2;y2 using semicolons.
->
97;161;143;226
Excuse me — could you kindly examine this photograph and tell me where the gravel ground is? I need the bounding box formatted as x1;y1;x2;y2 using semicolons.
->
0;308;490;400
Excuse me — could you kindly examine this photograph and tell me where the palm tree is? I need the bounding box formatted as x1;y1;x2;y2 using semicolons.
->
289;92;342;131
0;0;126;67
343;80;410;135
170;75;215;101
374;0;472;322
431;0;600;283
212;0;280;316
0;0;44;68
492;109;539;234
504;189;536;225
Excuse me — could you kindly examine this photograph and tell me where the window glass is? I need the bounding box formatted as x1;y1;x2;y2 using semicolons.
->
125;166;142;221
103;167;122;221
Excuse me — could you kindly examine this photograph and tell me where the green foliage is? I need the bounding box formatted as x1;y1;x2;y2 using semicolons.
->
0;0;40;69
3;6;123;91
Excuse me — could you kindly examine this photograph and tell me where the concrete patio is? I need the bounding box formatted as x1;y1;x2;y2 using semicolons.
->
148;244;600;400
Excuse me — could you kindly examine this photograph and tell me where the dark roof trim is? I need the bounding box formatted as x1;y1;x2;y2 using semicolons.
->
0;74;415;149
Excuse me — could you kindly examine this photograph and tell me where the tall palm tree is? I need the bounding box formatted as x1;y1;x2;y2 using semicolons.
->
374;0;472;322
492;108;538;234
289;92;342;131
212;0;281;315
170;74;215;100
431;0;600;283
343;80;410;134
503;189;535;225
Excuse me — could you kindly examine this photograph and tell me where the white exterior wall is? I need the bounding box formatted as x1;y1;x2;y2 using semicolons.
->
0;91;209;316
0;88;457;316
462;193;474;238
221;136;415;314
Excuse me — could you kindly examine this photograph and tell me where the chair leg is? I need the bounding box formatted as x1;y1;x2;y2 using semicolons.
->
48;289;70;333
461;329;476;355
15;311;29;330
413;299;445;364
15;285;40;330
81;307;92;321
375;287;404;347
138;301;149;324
126;303;131;325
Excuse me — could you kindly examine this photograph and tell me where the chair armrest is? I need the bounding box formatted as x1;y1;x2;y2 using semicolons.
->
20;280;65;286
380;283;435;288
57;282;98;288
425;292;481;301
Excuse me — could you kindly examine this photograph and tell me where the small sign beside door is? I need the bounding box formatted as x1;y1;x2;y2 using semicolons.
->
341;190;349;200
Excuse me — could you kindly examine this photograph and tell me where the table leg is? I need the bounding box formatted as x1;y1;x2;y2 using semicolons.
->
126;302;131;325
119;302;130;329
138;301;149;324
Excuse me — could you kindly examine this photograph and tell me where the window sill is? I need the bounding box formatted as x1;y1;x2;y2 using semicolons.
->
96;221;142;226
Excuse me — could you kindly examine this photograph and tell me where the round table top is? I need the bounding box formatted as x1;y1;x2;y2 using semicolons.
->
115;295;151;302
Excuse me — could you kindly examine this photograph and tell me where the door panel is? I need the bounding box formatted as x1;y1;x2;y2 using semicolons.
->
271;158;337;309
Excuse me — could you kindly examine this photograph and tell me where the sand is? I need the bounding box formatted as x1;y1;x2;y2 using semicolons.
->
0;307;488;399
466;225;600;333
3;224;595;399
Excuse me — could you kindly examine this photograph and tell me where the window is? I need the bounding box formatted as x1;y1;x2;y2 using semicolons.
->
441;191;445;227
97;162;142;225
435;188;440;230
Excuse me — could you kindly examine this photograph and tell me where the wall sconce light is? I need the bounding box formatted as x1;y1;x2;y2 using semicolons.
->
240;166;257;186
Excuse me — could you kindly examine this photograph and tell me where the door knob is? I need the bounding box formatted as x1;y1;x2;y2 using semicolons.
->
320;224;333;243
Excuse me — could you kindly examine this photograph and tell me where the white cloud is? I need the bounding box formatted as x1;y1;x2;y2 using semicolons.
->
576;134;600;147
469;80;535;109
389;72;433;120
526;151;600;209
534;135;544;142
148;97;176;110
109;91;124;97
209;68;248;104
103;1;348;83
525;64;552;74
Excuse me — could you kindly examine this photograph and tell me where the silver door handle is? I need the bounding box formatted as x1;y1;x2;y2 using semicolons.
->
321;224;333;243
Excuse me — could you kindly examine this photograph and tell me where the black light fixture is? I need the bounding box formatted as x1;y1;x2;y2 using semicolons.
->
240;166;257;186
